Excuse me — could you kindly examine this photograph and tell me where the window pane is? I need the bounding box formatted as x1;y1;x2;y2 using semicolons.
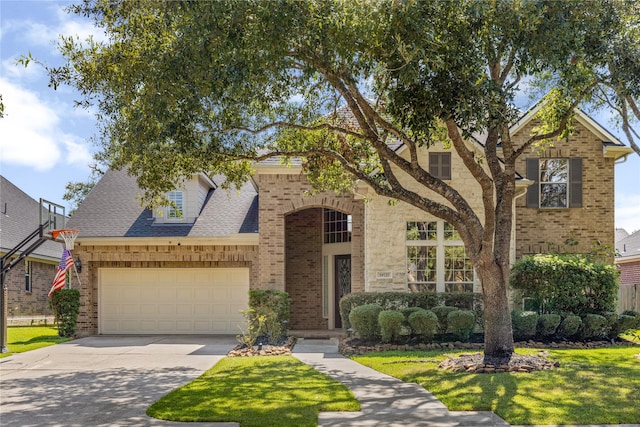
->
444;246;473;291
540;159;568;183
167;191;183;219
443;222;461;240
406;221;437;240
540;183;567;208
323;209;352;244
407;245;437;284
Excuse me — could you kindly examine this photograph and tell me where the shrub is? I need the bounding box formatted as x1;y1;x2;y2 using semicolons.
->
557;314;582;338
613;314;639;336
349;304;383;341
510;254;619;318
447;310;476;341
407;309;438;341
49;289;81;337
240;290;291;345
378;310;405;343
602;311;618;336
511;310;538;340
579;314;608;340
537;313;561;337
431;306;459;335
400;307;423;321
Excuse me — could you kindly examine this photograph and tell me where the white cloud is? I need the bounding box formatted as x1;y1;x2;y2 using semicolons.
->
616;193;640;233
0;78;83;172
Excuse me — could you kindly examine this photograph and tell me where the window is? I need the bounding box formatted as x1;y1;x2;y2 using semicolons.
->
324;209;351;244
25;260;32;292
526;158;582;208
167;191;184;219
406;221;474;293
429;152;452;180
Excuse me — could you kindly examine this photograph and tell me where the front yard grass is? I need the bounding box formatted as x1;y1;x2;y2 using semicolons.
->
353;346;640;425
0;326;70;358
147;355;360;427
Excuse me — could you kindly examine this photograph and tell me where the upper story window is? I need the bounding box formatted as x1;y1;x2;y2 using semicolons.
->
25;260;32;292
406;221;474;293
167;191;184;219
526;158;582;209
429;152;452;180
324;209;351;244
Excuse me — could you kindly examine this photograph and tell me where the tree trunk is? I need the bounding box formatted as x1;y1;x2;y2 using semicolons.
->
478;262;514;364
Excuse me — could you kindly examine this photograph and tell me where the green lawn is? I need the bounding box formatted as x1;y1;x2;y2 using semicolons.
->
353;346;640;425
0;326;70;358
147;355;360;427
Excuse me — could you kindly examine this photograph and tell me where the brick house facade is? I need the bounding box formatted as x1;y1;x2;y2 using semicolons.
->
66;107;632;336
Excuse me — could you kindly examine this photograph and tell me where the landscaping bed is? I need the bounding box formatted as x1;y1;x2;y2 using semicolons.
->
228;336;297;357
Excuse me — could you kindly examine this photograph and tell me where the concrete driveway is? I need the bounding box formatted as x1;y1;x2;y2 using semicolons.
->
0;336;239;427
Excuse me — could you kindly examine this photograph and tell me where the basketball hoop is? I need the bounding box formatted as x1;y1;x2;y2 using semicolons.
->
51;229;80;250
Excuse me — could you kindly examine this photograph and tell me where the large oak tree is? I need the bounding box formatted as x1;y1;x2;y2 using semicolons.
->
48;0;639;361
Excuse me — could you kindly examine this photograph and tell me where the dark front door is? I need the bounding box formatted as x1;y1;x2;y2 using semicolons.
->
334;254;351;328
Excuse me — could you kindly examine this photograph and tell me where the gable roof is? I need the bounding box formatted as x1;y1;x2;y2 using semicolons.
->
616;229;640;262
0;175;62;261
66;169;258;240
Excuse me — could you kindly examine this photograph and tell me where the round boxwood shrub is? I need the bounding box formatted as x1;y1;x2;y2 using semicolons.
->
511;310;538;340
613;314;639;336
447;309;476;341
579;314;608;340
378;310;405;343
537;313;561;337
349;304;383;341
431;306;458;335
408;309;438;342
557;314;582;338
401;307;423;321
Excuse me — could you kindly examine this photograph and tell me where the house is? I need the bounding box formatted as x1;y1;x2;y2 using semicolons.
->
616;229;640;285
0;176;61;320
66;108;633;337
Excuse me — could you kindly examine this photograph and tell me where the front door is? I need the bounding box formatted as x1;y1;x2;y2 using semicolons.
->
334;254;351;328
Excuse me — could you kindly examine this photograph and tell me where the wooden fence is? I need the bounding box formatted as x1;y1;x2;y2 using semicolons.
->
618;284;640;313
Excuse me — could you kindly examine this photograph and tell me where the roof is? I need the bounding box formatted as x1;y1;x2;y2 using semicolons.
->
616;229;640;261
0;175;63;261
66;169;258;239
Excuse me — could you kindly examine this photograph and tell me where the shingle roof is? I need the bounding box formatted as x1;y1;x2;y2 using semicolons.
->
616;229;640;261
66;169;258;238
0;175;63;260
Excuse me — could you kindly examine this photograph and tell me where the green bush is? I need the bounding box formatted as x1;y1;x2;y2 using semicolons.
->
510;254;619;318
49;289;80;337
400;307;423;321
557;314;582;338
511;310;538;340
339;292;483;330
431;306;459;335
349;304;383;341
579;314;608;340
602;311;618;336
378;310;405;343
240;290;291;345
537;313;561;337
407;309;438;341
614;314;639;336
447;310;476;341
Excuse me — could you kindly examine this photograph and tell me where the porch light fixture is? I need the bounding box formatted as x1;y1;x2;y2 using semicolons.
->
75;257;82;273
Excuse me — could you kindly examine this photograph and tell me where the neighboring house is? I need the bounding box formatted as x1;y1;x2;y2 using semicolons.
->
616;229;640;285
67;108;633;337
0;176;61;318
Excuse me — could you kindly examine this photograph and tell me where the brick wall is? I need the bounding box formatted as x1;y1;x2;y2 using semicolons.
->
71;243;258;336
285;208;327;329
619;260;640;285
514;119;616;261
4;258;56;317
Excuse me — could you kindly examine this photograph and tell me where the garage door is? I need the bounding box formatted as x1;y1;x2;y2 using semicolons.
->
99;268;249;334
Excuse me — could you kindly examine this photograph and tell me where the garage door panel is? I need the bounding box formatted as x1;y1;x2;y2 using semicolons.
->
100;268;249;334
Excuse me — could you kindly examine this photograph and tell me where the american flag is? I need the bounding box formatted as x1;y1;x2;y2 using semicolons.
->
48;249;74;297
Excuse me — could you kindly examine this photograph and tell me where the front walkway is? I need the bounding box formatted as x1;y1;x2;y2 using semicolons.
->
293;338;509;427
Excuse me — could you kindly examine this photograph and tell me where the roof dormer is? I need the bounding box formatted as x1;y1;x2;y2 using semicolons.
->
153;173;216;224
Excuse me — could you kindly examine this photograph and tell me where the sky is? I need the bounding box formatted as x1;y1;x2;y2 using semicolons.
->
1;0;640;234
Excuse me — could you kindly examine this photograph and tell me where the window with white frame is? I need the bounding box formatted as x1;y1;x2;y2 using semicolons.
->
324;209;351;244
25;260;32;292
539;159;568;208
167;191;184;219
406;221;474;293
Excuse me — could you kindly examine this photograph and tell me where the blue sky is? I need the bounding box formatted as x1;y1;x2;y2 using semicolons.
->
1;0;640;233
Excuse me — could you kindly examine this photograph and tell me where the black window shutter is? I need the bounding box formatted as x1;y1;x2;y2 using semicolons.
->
569;157;582;208
429;153;440;178
429;153;451;180
526;158;539;208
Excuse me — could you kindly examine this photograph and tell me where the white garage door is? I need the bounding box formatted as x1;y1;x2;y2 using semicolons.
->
99;268;249;334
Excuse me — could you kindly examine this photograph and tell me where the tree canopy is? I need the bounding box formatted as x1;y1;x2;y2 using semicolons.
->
46;0;640;360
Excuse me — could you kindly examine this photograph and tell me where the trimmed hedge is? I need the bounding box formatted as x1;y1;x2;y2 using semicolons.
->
579;314;608;340
447;310;476;341
339;292;483;329
378;310;405;343
49;289;80;337
557;314;582;338
431;306;459;335
408;309;438;341
512;310;538;340
349;304;383;341
537;313;561;337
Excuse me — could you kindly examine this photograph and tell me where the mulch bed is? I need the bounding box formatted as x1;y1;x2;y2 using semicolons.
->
228;336;297;357
438;351;559;373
